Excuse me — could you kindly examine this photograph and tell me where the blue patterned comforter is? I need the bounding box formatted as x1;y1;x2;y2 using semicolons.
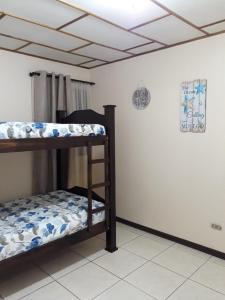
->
0;190;105;262
0;122;106;139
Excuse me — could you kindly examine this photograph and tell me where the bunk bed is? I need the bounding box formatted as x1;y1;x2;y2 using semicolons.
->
0;105;117;270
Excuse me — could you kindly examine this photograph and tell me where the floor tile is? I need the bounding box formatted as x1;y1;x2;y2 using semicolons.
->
210;256;225;268
126;261;185;300
152;243;209;277
97;226;139;246
71;237;108;261
171;243;210;259
95;280;155;300
0;264;53;300
168;280;225;300
35;249;88;279
192;260;225;295
116;222;145;236
144;233;175;246
122;234;172;260
94;248;146;278
22;281;79;300
58;262;119;300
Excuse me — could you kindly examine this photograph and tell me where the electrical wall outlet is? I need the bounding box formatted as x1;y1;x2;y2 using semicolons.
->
211;223;222;231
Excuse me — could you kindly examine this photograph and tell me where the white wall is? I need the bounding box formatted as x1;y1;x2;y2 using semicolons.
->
0;50;90;202
91;33;225;253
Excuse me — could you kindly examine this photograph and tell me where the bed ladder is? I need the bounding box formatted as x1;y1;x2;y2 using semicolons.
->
87;138;110;230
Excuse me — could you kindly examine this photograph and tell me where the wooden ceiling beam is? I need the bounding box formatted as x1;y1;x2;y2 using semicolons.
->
0;32;108;63
14;42;32;51
124;42;154;51
0;47;90;69
150;0;209;35
129;13;171;31
56;13;89;30
90;28;225;69
2;2;225;69
200;18;225;29
56;0;167;46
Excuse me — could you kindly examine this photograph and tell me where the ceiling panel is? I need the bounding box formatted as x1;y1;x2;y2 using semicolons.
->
0;0;85;28
156;0;225;27
0;34;28;50
58;0;168;29
73;44;131;61
133;15;204;45
128;42;164;54
203;22;225;34
19;44;90;65
62;15;150;50
80;60;104;68
0;15;88;51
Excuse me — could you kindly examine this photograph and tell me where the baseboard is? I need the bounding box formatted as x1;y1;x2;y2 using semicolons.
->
116;217;225;260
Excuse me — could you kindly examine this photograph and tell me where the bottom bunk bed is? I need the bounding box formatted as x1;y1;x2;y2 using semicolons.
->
0;188;105;262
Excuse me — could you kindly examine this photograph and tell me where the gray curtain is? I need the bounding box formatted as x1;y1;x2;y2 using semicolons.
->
68;82;91;188
32;71;72;194
32;71;91;194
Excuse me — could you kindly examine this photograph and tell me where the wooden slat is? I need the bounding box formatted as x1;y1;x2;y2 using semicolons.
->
91;158;106;164
91;182;110;189
87;142;93;230
92;206;105;214
104;138;110;227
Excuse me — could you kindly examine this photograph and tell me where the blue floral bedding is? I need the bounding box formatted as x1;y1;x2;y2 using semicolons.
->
0;190;105;262
0;122;106;139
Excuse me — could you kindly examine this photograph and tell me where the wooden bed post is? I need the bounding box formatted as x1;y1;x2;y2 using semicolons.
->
56;111;68;190
104;105;118;252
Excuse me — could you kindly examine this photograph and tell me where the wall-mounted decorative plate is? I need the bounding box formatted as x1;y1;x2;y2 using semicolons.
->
132;87;151;110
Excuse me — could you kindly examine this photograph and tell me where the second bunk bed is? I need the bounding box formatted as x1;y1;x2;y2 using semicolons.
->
0;105;117;270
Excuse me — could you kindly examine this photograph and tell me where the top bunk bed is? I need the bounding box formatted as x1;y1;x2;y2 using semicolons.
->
0;105;115;153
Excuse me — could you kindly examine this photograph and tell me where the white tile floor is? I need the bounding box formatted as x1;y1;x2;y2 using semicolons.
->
1;222;225;300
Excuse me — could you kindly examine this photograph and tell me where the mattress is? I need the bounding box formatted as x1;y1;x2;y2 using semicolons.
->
0;190;105;262
0;122;106;139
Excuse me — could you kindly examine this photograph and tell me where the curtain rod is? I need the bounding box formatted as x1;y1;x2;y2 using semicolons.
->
29;72;95;86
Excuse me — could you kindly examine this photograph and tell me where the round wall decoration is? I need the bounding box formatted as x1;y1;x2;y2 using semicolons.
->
132;87;151;110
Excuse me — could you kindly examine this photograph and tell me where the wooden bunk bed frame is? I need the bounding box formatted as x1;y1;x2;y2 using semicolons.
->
0;105;117;271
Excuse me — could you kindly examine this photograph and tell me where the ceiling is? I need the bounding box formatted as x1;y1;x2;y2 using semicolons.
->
0;0;225;69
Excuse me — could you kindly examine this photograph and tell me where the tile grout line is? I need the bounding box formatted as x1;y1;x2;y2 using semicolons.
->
121;244;177;280
91;279;121;300
54;278;82;300
4;226;223;300
68;239;113;263
32;262;83;300
165;255;212;299
68;229;204;299
118;229;219;300
17;280;56;300
96;230;142;247
190;278;225;297
122;279;159;300
33;254;121;300
121;237;175;262
149;242;176;261
51;247;121;300
35;258;90;281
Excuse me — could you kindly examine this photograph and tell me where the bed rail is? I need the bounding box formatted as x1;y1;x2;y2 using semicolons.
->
0;136;106;153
